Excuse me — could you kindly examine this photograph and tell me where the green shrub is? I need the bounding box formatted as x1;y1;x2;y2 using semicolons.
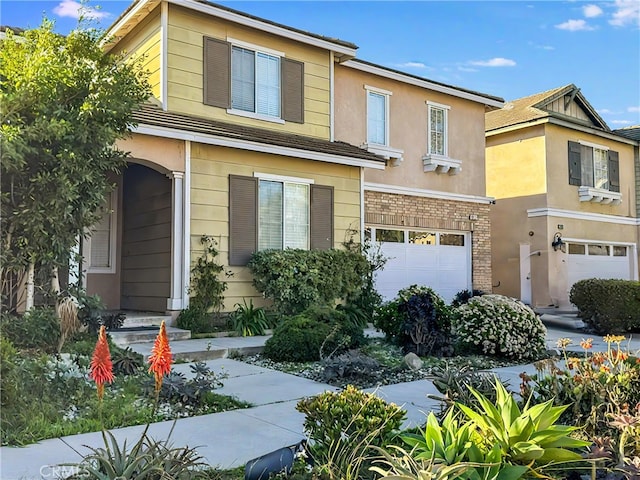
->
263;315;335;362
176;306;221;334
569;278;640;333
248;248;370;315
0;336;19;408
0;307;60;352
303;305;365;350
296;385;406;479
263;306;365;362
374;285;452;356
452;294;546;361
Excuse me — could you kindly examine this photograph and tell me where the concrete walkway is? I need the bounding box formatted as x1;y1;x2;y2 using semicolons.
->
2;320;639;480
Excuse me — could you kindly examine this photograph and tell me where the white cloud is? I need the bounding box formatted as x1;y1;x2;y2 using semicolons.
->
395;62;427;69
629;106;640;112
469;57;516;67
458;66;478;72
610;119;633;125
583;4;603;17
609;0;640;26
53;0;110;20
598;108;615;114
555;19;595;31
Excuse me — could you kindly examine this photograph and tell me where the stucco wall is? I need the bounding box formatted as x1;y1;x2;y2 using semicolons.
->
335;64;489;197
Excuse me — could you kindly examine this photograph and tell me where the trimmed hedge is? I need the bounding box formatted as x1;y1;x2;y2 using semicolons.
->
248;248;370;315
569;278;640;333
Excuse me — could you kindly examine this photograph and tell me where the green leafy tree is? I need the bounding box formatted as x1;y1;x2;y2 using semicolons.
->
0;20;151;310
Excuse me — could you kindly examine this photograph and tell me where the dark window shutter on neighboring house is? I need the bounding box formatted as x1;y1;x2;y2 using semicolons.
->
608;150;620;192
568;141;582;186
281;58;304;123
310;184;333;250
229;175;257;265
203;37;231;108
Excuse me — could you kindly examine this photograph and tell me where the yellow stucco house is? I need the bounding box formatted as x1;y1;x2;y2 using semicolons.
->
486;85;639;309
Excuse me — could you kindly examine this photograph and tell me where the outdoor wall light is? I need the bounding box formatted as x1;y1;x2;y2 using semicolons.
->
551;232;565;252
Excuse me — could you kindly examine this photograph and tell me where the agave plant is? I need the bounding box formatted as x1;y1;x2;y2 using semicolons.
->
456;380;591;471
401;410;528;480
63;427;207;479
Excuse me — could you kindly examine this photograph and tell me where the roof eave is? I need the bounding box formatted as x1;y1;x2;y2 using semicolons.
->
104;0;358;58
132;123;386;169
341;59;504;108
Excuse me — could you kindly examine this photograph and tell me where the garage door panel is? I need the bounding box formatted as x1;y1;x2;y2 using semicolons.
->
375;231;470;303
567;243;632;290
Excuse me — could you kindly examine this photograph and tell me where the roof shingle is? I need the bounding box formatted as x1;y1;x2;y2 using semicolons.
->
131;103;386;164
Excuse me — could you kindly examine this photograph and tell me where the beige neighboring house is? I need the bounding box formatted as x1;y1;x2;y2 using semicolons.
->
334;60;504;302
485;85;639;309
80;0;386;314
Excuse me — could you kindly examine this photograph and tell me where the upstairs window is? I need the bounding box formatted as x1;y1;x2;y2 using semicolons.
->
428;103;448;156
568;141;620;192
367;89;388;145
203;37;304;123
232;46;281;118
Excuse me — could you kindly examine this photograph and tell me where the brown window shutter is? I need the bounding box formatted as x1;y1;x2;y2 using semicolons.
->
229;175;257;265
568;141;582;186
608;150;620;192
281;58;304;123
203;37;231;108
310;184;333;250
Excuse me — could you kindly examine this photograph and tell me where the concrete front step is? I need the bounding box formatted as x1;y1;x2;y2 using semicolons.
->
128;336;269;362
120;312;172;328
109;326;191;348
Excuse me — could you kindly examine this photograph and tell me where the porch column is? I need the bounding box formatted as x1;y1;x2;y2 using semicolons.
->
167;171;185;311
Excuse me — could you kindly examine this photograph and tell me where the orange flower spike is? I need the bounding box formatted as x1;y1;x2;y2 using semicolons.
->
89;325;115;400
148;320;173;392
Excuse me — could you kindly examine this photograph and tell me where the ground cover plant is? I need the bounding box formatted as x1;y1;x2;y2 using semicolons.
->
521;335;640;478
0;319;249;447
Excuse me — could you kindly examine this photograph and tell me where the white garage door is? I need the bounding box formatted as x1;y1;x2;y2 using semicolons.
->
371;227;471;303
567;242;633;288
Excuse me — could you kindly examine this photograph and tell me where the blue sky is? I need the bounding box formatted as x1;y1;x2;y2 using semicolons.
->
2;0;639;127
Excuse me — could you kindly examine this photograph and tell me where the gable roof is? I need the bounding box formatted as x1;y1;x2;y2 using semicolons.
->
131;103;386;168
486;84;610;133
105;0;357;59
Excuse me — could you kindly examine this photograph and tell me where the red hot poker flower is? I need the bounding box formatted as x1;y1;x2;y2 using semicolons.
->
148;320;172;392
89;325;115;400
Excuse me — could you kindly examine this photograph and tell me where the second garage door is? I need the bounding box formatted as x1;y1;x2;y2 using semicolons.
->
567;242;633;290
371;227;471;303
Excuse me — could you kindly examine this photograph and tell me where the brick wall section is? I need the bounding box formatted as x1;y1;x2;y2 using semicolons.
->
365;191;492;293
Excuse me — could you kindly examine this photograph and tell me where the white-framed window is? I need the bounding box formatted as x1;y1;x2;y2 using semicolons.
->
255;173;311;250
86;190;117;274
428;102;449;156
231;41;281;119
366;85;391;146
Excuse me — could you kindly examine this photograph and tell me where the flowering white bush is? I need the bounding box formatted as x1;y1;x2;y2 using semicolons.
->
452;294;546;361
